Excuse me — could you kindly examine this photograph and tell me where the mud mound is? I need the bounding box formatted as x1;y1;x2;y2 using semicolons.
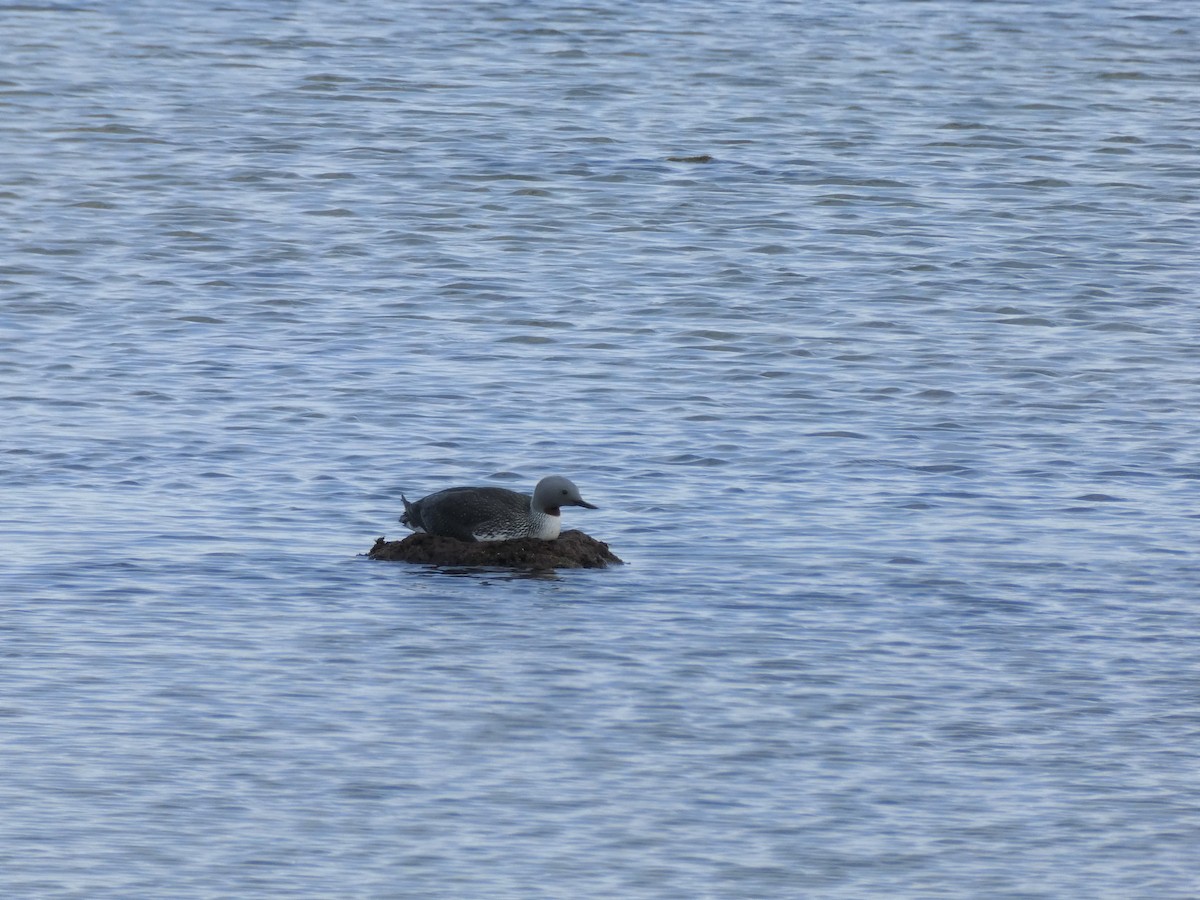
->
367;529;622;570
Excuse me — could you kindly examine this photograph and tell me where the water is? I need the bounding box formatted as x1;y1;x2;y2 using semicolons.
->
3;1;1199;896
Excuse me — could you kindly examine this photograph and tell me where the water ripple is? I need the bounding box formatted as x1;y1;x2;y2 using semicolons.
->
2;1;1199;897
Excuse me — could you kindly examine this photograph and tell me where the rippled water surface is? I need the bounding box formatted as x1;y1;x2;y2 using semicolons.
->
3;1;1200;897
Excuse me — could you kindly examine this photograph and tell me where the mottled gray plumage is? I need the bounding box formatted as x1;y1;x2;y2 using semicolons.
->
400;475;597;542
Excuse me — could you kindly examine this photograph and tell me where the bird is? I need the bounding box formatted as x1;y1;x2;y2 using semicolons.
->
400;475;597;542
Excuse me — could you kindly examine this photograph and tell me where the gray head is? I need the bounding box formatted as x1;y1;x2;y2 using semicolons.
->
532;475;597;514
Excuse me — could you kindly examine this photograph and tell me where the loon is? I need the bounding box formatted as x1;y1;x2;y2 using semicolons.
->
400;475;597;542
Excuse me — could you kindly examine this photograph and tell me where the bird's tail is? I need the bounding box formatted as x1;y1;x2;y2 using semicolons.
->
400;494;421;531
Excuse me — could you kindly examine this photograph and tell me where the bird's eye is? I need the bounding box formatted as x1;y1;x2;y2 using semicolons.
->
561;489;568;495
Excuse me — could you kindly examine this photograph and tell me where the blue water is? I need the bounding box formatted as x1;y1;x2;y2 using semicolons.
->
3;1;1199;897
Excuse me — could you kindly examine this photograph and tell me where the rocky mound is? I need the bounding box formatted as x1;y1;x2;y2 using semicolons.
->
367;529;622;570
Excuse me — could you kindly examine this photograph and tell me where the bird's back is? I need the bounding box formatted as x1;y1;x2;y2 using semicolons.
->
406;486;533;542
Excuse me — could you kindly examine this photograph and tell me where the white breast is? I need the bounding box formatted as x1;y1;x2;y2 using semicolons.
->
533;513;561;540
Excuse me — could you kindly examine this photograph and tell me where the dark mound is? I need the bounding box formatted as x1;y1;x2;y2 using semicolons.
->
367;529;622;570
